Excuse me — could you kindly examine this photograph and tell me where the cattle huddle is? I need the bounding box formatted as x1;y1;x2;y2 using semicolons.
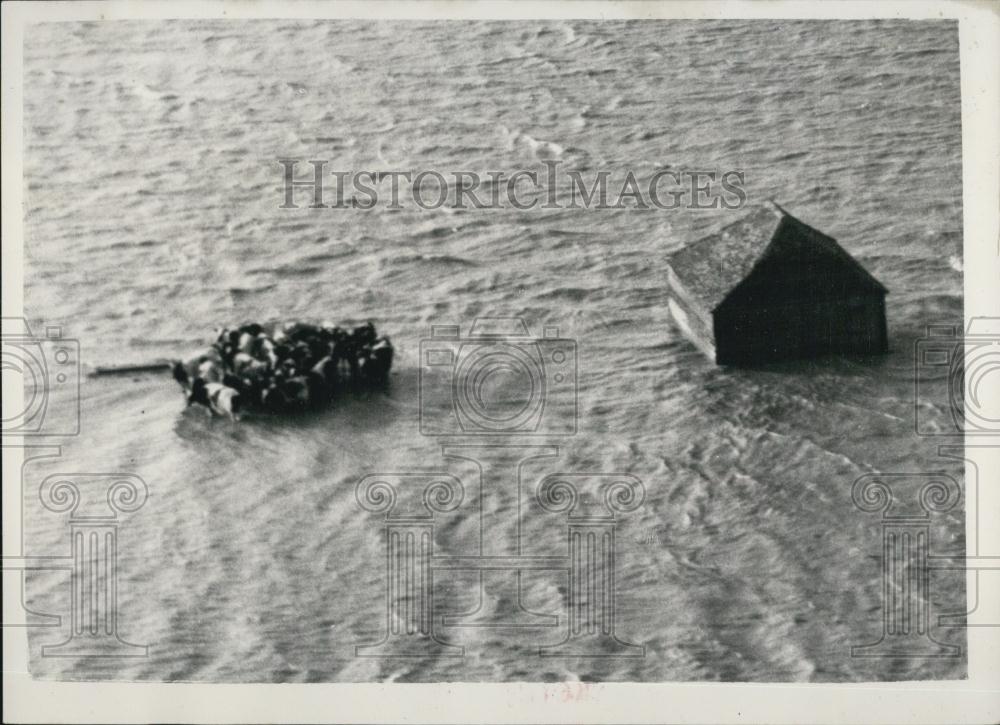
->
172;321;394;420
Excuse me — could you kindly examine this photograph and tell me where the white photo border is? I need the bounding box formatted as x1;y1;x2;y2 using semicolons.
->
2;1;997;723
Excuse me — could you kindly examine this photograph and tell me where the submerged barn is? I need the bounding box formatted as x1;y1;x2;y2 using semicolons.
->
665;201;888;365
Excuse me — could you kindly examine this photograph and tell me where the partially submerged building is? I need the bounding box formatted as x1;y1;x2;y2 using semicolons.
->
665;201;888;365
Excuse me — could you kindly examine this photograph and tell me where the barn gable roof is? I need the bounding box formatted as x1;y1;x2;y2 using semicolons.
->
665;201;887;313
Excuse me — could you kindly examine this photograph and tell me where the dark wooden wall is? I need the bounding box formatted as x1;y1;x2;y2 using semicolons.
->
713;293;887;365
709;248;888;365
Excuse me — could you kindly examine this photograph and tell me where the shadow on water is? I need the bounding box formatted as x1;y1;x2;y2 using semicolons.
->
686;347;922;435
251;387;401;435
170;378;406;443
723;350;893;380
171;404;252;445
705;313;964;378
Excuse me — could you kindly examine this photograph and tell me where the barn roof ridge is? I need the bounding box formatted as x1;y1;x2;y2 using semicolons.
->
776;209;888;296
665;200;886;312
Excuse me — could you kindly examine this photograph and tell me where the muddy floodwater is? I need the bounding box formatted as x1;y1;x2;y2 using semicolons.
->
21;19;965;682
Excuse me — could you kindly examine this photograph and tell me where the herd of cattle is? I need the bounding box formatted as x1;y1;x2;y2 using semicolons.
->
171;321;394;420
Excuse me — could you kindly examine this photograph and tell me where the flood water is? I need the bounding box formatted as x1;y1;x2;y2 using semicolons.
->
20;19;965;682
